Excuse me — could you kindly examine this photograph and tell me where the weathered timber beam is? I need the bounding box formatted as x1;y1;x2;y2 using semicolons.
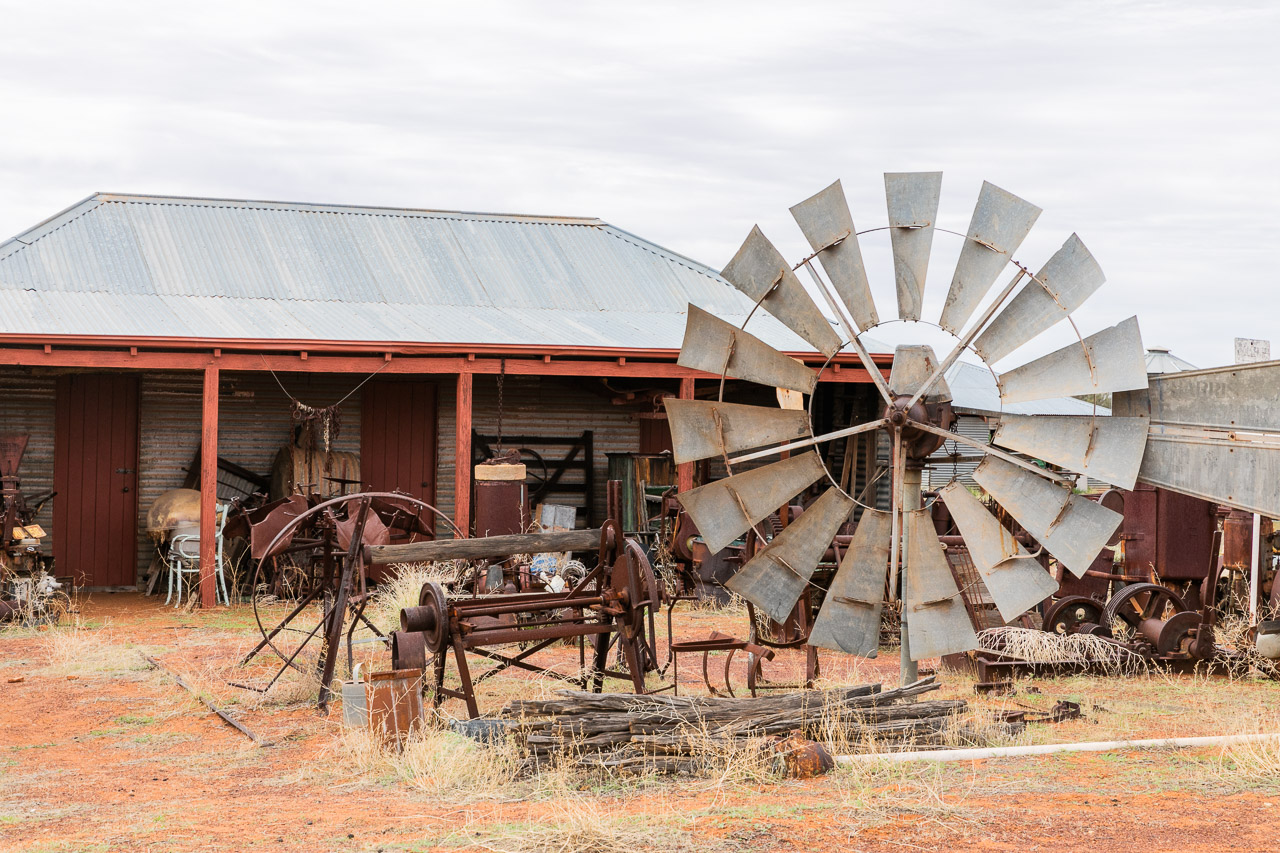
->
367;528;604;564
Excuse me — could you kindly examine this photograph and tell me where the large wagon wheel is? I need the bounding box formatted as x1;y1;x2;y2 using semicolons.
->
1102;583;1188;638
237;491;459;710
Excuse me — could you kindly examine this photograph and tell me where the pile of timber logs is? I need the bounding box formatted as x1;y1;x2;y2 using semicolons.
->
501;676;981;774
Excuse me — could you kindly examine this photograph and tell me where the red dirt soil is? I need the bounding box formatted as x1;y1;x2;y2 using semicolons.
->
0;593;1275;852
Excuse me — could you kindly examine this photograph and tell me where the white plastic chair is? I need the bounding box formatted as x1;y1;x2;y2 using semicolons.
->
165;503;230;606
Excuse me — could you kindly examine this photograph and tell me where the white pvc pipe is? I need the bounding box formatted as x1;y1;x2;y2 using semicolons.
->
836;732;1280;765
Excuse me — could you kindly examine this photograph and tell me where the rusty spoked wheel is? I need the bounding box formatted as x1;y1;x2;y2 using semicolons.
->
1043;595;1106;635
239;492;459;709
1103;583;1189;637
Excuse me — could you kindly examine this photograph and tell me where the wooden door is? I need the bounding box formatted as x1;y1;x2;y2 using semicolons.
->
54;374;140;587
361;380;437;506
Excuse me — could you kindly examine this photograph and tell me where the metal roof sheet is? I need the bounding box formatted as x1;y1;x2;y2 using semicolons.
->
945;360;1108;417
0;193;832;353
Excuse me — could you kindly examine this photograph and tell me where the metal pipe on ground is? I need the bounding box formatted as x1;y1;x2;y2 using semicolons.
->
836;732;1280;765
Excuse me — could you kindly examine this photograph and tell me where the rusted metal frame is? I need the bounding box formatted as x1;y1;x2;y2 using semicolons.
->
199;365;219;607
727;417;888;465
468;637;574;685
317;498;369;711
461;621;616;647
912;421;1068;484
903;268;1028;412
239;584;323;664
800;260;894;406
450;633;481;719
455;595;607;619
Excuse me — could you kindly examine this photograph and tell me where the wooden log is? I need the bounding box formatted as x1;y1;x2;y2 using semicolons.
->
368;528;605;564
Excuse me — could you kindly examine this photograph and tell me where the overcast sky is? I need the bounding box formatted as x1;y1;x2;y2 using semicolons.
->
1;1;1275;368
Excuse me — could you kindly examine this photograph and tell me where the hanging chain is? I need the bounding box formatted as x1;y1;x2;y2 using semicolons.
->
496;358;506;452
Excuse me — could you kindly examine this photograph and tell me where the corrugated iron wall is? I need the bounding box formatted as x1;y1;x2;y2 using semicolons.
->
136;370;363;579
924;415;992;491
435;374;644;529
0;367;57;540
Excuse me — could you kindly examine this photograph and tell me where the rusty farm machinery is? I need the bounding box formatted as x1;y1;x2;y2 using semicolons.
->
236;483;665;715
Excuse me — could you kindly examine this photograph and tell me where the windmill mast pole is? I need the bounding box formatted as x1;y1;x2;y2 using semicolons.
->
900;465;923;684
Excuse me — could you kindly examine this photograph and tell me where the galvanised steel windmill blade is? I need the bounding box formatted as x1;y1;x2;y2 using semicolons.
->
666;173;1159;666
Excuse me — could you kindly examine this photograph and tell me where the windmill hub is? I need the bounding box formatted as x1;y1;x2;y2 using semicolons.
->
885;395;955;463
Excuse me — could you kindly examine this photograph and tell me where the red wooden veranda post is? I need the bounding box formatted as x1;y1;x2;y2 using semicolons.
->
199;365;220;607
454;370;473;537
677;377;695;493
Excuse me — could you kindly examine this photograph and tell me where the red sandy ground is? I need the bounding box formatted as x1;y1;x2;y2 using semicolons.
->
0;594;1275;852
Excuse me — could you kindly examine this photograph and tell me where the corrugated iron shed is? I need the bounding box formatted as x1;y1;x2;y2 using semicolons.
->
0;193;850;354
1145;346;1197;375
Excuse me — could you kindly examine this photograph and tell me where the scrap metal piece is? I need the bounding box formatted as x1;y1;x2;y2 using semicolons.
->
677;452;827;554
665;399;811;466
726;489;855;623
974;234;1105;365
999;316;1147;405
678;305;818;394
1132;432;1280;518
903;510;978;660
720;226;843;357
809;508;892;656
888;344;952;403
790;180;879;330
939;483;1058;622
992;414;1150;490
939;182;1041;335
972;456;1122;578
1112;360;1280;435
885;172;942;322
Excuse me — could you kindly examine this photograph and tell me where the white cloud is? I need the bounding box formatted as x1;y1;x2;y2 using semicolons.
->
1;0;1276;367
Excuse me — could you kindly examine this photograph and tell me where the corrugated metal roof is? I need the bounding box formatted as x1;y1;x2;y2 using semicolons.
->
0;193;833;353
946;360;1108;417
1145;347;1197;374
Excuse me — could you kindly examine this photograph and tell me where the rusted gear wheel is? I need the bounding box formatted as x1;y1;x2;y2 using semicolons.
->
407;580;449;656
1103;583;1188;635
1043;596;1105;635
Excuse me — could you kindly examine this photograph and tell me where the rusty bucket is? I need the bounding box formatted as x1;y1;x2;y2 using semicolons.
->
366;668;424;743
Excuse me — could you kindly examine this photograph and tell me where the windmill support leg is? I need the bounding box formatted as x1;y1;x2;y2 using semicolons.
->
900;466;923;685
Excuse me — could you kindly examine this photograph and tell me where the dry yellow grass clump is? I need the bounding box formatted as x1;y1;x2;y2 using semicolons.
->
364;561;463;634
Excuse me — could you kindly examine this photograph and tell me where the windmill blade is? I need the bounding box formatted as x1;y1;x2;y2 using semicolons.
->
939;483;1058;623
992;414;1150;490
726;489;855;624
938;182;1041;335
678;305;818;395
1113;361;1280;516
665;399;810;465
809;509;891;656
903;510;978;660
999;316;1147;405
720;226;843;357
677;451;827;554
974;234;1105;365
790;180;879;331
888;344;952;403
885;172;942;322
972;456;1122;578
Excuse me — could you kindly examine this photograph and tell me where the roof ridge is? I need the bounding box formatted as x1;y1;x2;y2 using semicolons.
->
89;192;606;226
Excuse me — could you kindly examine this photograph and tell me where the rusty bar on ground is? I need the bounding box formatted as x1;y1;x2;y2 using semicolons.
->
199;365;219;608
367;528;604;564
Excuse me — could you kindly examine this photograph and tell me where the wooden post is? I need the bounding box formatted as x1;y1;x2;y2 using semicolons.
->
199;365;219;607
454;371;473;537
677;377;695;493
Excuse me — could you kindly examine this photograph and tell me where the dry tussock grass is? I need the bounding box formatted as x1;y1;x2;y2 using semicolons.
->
467;798;702;853
1206;711;1280;789
332;722;532;801
978;626;1149;675
37;622;155;679
365;561;462;634
831;758;982;838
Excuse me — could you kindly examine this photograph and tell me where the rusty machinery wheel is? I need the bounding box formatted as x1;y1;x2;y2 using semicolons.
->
239;492;460;709
1103;583;1188;637
1043;596;1106;635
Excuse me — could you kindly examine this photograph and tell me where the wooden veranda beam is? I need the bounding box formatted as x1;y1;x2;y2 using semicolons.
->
199;365;219;608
